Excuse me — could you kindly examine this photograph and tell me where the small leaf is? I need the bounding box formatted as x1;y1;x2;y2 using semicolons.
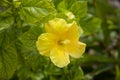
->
80;14;102;35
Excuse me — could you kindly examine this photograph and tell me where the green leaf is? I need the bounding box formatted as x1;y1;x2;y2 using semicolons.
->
73;67;85;80
80;14;102;35
0;7;13;30
0;26;18;79
52;0;62;8
69;0;87;19
19;0;55;24
17;66;32;80
57;0;87;19
57;0;76;11
0;17;13;30
57;0;67;11
19;24;43;50
80;54;117;64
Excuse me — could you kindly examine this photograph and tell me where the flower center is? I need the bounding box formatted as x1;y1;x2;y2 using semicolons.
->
58;39;70;45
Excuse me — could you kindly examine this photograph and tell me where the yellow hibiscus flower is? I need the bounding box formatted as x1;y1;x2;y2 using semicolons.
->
36;18;86;68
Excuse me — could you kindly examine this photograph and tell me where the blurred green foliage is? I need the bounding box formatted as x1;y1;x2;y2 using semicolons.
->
0;0;120;80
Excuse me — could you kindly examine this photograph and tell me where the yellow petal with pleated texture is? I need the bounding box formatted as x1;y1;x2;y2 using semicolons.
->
65;21;83;41
36;33;58;56
45;18;70;34
66;42;86;58
50;48;70;68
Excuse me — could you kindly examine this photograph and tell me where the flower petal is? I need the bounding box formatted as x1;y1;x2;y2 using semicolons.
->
65;11;75;19
50;48;70;68
67;42;86;58
36;33;58;56
65;21;83;41
45;18;69;34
